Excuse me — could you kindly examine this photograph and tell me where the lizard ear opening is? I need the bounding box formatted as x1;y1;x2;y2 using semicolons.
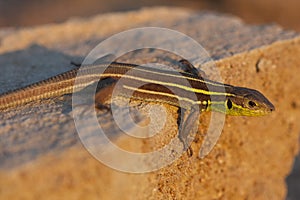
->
227;99;233;109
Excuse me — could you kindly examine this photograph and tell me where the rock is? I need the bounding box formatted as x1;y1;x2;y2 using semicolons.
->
0;7;299;200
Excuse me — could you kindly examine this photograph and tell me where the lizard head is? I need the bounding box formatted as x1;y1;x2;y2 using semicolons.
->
224;87;275;116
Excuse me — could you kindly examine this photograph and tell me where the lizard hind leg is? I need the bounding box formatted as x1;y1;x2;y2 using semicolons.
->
72;77;117;112
94;78;134;113
94;80;117;112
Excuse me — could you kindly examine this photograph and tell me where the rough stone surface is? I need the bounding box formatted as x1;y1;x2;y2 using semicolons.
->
0;7;299;200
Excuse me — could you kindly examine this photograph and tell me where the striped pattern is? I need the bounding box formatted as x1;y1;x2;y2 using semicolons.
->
0;62;233;111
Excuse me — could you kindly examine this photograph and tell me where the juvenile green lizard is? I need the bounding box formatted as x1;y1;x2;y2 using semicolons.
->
0;60;274;151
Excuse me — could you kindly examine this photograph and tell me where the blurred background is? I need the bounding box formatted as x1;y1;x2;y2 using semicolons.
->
0;0;299;31
0;0;299;199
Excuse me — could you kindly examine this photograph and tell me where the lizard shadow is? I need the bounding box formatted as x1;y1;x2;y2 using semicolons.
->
0;44;86;169
0;44;84;93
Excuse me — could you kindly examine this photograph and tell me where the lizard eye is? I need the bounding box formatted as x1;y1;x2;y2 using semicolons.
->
248;100;257;108
227;99;233;109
